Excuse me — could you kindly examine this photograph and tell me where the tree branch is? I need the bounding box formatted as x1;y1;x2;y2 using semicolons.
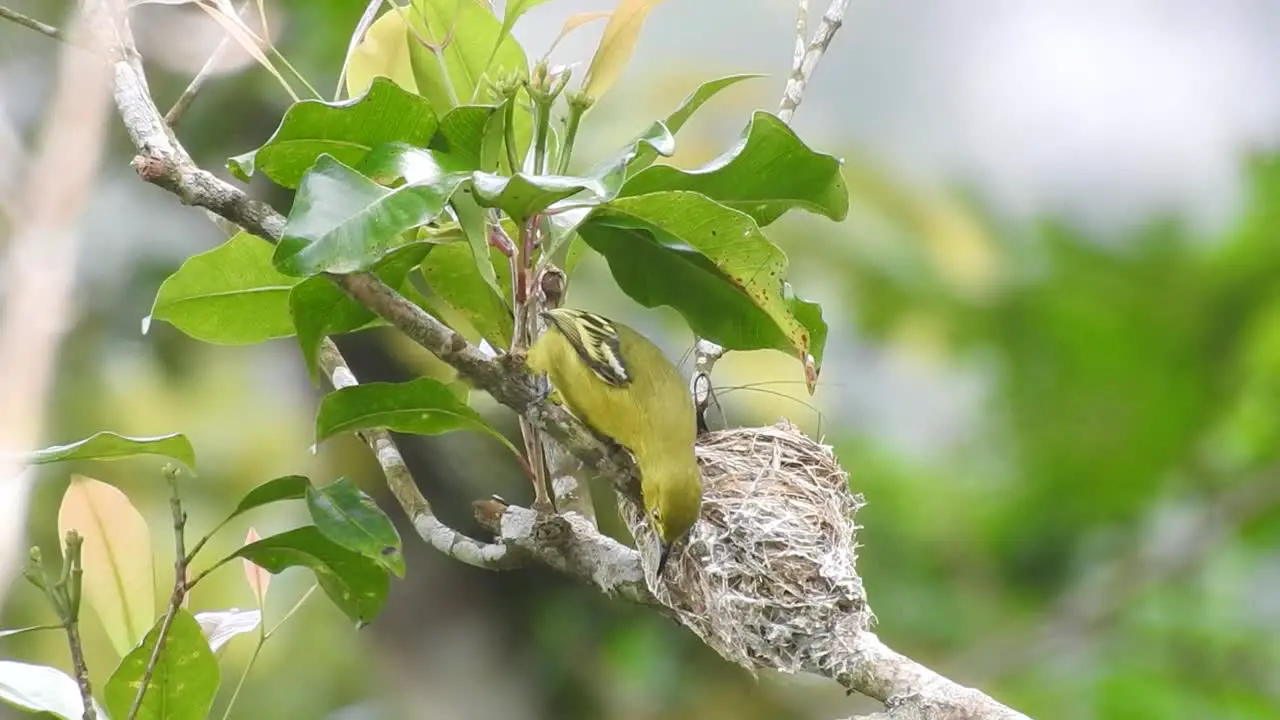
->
2;3;1032;717
0;5;64;43
316;339;515;570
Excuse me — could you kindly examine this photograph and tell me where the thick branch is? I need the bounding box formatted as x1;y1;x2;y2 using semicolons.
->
473;500;652;605
836;632;1029;720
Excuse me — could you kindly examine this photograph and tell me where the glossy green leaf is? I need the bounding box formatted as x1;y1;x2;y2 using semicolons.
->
307;477;405;578
228;77;438;189
472;171;605;221
147;232;301;345
290;243;434;380
224;475;312;524
226;527;390;627
621;111;848;226
406;0;529;111
430;105;500;170
103;610;219;720
21;431;195;471
582;191;826;374
275;155;467;276
0;661;106;720
420;241;513;348
315;377;517;454
627;73;765;173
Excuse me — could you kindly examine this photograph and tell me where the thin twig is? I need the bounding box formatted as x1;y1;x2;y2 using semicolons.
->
317;339;515;569
690;0;852;427
127;468;189;719
60;532;95;720
0;5;64;43
165;1;253;127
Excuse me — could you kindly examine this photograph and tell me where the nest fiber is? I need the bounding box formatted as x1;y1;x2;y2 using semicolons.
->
621;420;872;678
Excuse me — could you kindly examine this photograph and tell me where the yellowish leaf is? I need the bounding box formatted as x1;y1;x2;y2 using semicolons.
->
58;475;156;658
345;8;420;99
545;11;612;58
241;527;270;607
581;0;667;101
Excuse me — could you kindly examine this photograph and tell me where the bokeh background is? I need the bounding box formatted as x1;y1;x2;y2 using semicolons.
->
4;1;1280;718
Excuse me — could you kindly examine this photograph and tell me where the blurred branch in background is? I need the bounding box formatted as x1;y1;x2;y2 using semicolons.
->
0;3;112;596
961;464;1280;682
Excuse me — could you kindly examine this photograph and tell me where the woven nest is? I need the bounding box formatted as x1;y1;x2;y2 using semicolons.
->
620;420;873;678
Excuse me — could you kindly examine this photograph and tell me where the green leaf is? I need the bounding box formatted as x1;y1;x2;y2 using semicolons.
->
307;477;405;578
226;527;390;627
542;121;675;262
316;377;517;454
0;660;106;720
290;243;434;381
582;191;826;375
472;171;605;221
21;431;195;471
224;475;312;524
430;105;501;171
276;154;467;276
228;77;438;189
621;111;848;226
627;73;766;174
103;610;219;720
421;241;513;348
147;232;301;345
407;0;529;111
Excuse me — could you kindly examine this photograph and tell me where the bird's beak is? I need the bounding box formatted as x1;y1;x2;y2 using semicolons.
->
657;540;674;577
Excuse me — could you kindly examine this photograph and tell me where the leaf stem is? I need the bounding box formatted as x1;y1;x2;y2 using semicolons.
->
266;583;318;638
268;46;321;101
503;93;521;174
556;95;591;175
218;635;264;720
127;466;190;720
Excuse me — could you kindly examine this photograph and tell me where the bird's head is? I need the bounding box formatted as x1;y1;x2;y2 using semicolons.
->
645;464;703;577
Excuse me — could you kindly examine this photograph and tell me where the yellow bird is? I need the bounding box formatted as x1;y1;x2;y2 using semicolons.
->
526;308;702;575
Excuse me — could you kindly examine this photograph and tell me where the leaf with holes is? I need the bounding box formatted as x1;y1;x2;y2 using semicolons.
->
103;610;219;720
228;77;438;188
621;111;848;226
58;475;155;658
275;154;467;276
224;527;390;627
307;477;404;577
147;232;301;345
